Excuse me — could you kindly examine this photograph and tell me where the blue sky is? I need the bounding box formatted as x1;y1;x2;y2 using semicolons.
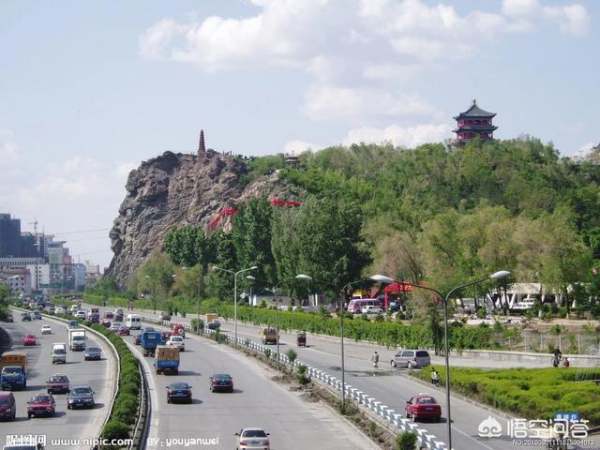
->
1;0;598;268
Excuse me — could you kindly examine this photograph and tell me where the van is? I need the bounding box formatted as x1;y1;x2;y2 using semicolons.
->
390;349;431;368
51;343;67;364
126;314;141;330
0;392;16;421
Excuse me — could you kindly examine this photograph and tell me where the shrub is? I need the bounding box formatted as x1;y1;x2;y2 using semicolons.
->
396;431;417;450
286;349;298;364
296;364;310;385
264;348;272;359
102;420;130;441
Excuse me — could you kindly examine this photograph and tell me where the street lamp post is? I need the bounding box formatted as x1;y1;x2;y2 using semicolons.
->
213;265;258;346
371;270;510;450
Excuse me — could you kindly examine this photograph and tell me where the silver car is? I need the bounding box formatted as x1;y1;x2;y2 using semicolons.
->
390;349;431;368
235;428;270;450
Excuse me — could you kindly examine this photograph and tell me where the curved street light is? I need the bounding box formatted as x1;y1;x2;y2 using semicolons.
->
370;271;511;450
213;265;258;346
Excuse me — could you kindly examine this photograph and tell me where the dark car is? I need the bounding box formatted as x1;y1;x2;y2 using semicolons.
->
21;312;32;321
32;311;42;320
27;393;56;418
0;392;16;421
405;394;442;422
4;314;14;323
84;347;102;361
101;319;111;328
67;320;79;329
118;325;130;336
134;333;142;345
207;320;221;330
166;382;192;404
46;374;70;394
67;385;95;409
209;373;234;393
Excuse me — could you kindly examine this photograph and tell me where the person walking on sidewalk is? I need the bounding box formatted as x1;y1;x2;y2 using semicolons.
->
371;351;380;369
431;368;440;386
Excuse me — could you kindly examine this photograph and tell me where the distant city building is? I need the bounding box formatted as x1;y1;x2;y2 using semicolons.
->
453;99;497;144
73;263;87;291
26;263;50;290
0;267;31;295
0;214;22;257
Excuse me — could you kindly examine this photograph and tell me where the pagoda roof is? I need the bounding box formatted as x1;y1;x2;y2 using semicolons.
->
453;124;498;133
454;99;496;119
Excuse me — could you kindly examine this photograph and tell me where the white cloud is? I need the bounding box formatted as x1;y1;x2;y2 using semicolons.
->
543;4;589;36
502;0;540;17
0;129;19;166
343;123;452;148
304;84;435;120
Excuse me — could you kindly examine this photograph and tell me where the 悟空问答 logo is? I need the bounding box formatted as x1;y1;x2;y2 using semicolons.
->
478;416;503;438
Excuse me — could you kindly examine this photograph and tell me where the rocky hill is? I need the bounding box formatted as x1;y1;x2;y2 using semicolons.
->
106;139;292;284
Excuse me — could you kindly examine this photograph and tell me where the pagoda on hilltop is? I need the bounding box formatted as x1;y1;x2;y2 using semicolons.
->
453;99;497;144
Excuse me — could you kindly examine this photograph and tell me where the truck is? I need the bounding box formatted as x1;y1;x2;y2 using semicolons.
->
202;313;221;330
0;352;27;390
154;346;180;375
51;343;67;364
140;330;162;357
68;328;86;351
260;327;279;345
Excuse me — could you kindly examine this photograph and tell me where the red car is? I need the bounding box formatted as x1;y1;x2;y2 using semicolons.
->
118;325;130;336
22;334;37;346
405;394;442;422
209;373;234;393
104;311;114;320
47;374;70;394
27;393;56;418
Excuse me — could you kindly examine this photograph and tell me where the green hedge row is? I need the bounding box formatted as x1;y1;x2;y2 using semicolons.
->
84;294;498;350
414;366;600;426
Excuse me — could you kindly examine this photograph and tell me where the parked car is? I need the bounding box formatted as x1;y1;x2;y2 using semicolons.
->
0;392;16;421
22;335;37;346
21;312;31;322
209;374;234;393
84;347;102;361
55;306;65;315
235;428;270;450
40;325;52;335
74;311;86;320
67;385;95;409
166;382;192;404
67;320;79;329
32;311;42;320
166;335;185;352
390;349;431;369
405;394;442;422
109;322;120;332
118;325;130;336
361;305;383;315
46;374;70;394
103;311;114;320
101;319;111;328
27;393;56;418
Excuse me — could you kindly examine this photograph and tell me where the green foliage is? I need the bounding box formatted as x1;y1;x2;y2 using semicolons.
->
0;284;9;319
286;349;297;364
101;420;130;441
396;431;418;450
296;364;310;385
414;366;600;426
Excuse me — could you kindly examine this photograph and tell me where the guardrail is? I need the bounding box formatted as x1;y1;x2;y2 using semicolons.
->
11;307;120;450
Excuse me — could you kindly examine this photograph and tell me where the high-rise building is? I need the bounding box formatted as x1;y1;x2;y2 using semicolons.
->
0;214;22;257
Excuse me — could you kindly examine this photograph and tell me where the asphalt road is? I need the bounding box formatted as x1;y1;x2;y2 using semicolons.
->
1;310;117;449
123;320;378;450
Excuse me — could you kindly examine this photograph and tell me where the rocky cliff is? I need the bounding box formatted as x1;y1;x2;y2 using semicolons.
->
106;144;292;284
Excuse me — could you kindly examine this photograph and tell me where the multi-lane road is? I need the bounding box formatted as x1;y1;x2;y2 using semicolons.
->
123;319;378;449
1;309;117;449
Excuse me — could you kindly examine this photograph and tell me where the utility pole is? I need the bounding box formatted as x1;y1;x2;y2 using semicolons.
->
29;219;39;293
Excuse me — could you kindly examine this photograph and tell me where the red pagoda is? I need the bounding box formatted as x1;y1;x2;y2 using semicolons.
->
453;99;497;144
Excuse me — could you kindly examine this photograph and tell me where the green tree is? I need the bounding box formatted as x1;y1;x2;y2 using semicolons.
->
135;252;176;306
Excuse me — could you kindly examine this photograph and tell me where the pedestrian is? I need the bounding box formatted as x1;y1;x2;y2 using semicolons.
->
431;368;440;386
563;357;570;368
371;351;379;369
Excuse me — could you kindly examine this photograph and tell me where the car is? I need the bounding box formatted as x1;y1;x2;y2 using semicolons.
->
74;310;86;320
160;331;172;343
390;349;431;369
0;392;16;421
159;311;171;321
134;333;142;345
166;335;185;352
55;306;65;315
27;393;56;418
67;320;79;329
21;312;31;321
166;382;192;404
22;335;37;346
109;322;120;332
101;319;111;328
235;428;270;450
209;374;234;393
67;385;95;409
361;305;383;315
46;374;70;394
45;306;55;315
104;311;114;320
207;320;221;330
32;311;42;320
84;347;102;361
405;394;442;422
40;325;52;335
4;314;13;323
118;325;130;336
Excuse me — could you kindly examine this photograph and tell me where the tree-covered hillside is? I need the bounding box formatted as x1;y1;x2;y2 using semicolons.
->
123;137;600;317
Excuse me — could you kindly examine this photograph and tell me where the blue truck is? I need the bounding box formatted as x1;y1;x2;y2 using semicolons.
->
140;330;162;357
1;366;27;390
154;346;180;375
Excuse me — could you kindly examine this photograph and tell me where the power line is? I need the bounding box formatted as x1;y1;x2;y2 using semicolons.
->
53;227;111;236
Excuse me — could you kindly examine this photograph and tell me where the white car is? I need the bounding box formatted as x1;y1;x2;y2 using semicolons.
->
236;428;270;450
55;306;65;315
41;324;53;335
74;310;86;319
166;335;185;352
361;305;383;315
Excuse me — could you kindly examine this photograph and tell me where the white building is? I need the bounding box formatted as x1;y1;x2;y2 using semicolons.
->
26;264;50;290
